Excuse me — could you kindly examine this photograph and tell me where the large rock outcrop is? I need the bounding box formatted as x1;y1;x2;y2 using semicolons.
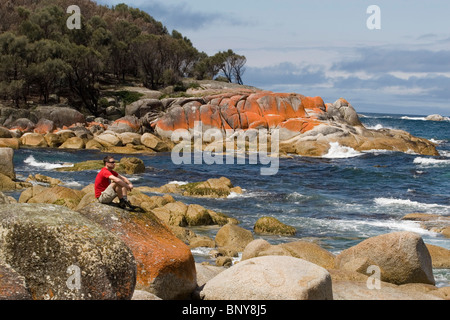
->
78;202;197;300
153;91;438;157
0;203;137;300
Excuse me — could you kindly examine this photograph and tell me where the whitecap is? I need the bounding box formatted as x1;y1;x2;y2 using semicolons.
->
374;197;450;213
227;191;243;198
322;142;363;159
413;157;450;167
227;189;267;199
401;116;427;121
286;192;307;201
360;219;438;236
24;155;74;170
299;216;438;239
440;151;450;158
429;138;445;145
367;124;384;130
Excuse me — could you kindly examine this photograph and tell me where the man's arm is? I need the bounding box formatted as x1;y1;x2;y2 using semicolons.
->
109;174;133;191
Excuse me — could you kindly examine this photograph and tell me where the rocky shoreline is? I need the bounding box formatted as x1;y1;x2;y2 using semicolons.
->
1;149;450;300
0;86;441;160
0;87;441;192
0;85;448;300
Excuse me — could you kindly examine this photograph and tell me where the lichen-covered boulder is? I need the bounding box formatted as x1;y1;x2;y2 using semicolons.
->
78;202;196;299
153;90;438;157
0;261;32;300
253;216;297;236
108;116;141;133
0;203;137;300
118;157;145;174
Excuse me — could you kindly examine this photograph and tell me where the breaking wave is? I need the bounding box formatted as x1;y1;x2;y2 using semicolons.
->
322;142;363;159
24;155;73;170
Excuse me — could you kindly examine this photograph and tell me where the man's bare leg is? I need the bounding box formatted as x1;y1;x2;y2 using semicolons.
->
112;182;124;199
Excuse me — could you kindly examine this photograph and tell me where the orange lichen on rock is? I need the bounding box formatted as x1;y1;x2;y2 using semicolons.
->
112;116;141;132
79;202;196;300
33;119;55;135
155;90;327;139
279;118;322;134
113;216;195;287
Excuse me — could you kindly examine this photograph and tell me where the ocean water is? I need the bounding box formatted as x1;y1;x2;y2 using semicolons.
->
5;112;450;287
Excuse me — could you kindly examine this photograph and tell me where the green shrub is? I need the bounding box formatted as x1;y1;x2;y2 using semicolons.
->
112;90;144;105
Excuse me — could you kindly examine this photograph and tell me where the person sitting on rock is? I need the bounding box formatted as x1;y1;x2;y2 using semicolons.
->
95;155;134;210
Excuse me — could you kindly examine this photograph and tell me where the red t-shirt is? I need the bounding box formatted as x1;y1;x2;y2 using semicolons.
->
94;167;118;198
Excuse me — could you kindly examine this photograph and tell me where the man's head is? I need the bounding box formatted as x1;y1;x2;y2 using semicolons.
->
103;155;116;168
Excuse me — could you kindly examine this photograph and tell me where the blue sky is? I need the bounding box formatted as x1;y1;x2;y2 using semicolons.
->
95;0;450;116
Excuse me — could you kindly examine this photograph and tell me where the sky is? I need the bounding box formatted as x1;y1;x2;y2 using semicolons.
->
95;0;450;116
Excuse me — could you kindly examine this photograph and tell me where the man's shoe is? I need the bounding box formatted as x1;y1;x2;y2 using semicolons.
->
118;201;128;209
125;200;138;210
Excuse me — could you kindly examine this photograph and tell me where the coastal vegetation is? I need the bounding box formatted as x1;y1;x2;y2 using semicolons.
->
1;1;449;302
0;0;246;115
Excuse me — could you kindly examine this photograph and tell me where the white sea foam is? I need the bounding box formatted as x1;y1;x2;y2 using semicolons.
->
227;191;243;198
366;123;397;130
367;124;384;130
359;114;393;119
401;116;427;121
360;219;438;236
190;247;213;256
302;216;438;239
24;155;74;170
429;138;445;145
322;142;363;159
168;180;189;185
128;176;141;181
413;157;450;167
227;189;267;199
374;197;450;213
286;192;307;201
440;150;450;158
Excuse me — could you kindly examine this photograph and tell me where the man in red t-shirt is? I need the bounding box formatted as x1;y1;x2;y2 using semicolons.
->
95;155;134;209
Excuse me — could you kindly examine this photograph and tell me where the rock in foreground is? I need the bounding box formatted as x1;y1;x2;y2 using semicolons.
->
335;231;435;285
0;261;32;300
0;203;136;300
200;256;333;300
78;202;196;300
